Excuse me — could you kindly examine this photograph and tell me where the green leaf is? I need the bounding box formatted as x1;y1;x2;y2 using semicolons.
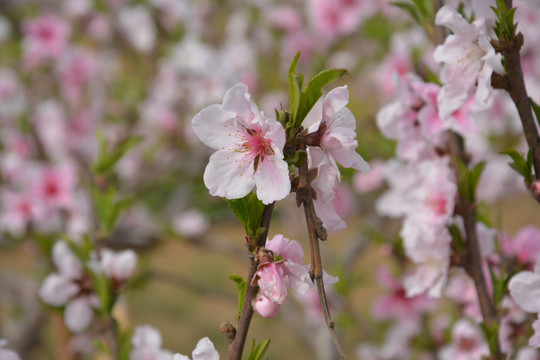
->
295;68;348;127
390;1;423;24
246;339;271;360
448;224;465;251
288;51;302;125
224;193;266;239
228;274;247;323
501;148;532;183
92;271;112;314
116;326;132;360
412;0;432;19
284;149;307;167
470;161;486;199
92;133;143;175
91;186;135;235
455;158;472;202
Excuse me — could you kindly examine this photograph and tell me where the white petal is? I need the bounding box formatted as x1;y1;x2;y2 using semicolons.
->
172;354;190;360
192;337;219;360
110;249;138;281
39;273;79;306
284;261;311;295
65;297;93;333
222;83;257;122
509;271;540;313
53;241;82;278
322;86;349;123
203;150;255;200
435;6;474;37
254;155;290;204
131;325;163;349
191;104;237;150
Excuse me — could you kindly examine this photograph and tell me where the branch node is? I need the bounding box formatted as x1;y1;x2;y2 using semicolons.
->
219;321;236;344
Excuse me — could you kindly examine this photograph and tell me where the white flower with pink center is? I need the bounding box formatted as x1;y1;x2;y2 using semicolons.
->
434;5;503;120
22;14;70;68
192;83;290;204
307;86;370;175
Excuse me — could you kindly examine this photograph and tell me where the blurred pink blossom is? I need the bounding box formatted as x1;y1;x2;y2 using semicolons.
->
23;14;70;68
438;320;489;360
434;5;503;119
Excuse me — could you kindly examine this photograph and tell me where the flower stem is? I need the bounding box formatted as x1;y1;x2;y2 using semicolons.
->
228;203;275;360
296;157;349;360
447;132;501;359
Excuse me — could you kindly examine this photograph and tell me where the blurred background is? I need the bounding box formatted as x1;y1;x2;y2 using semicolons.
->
1;0;540;359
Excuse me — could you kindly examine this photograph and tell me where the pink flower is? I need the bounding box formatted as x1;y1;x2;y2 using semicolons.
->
438;320;489;360
0;190;43;236
434;5;503;120
31;164;77;209
253;294;281;318
502;226;540;268
57;48;97;104
307;86;370;174
372;267;437;324
354;159;384;193
22;14;70;67
253;234;312;317
192;83;290;204
308;0;371;41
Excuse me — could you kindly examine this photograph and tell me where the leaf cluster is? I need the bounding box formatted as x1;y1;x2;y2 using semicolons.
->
285;51;348;137
224;193;266;241
390;0;434;28
491;0;517;42
501;148;533;184
455;160;486;203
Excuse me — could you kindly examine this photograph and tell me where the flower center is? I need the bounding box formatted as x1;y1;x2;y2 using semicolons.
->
239;127;275;171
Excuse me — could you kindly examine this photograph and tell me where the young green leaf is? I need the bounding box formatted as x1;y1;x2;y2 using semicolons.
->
501;148;533;183
390;1;423;25
246;339;271;360
288;51;302;125
224;193;265;239
228;273;247;323
294;68;348;128
92;133;143;175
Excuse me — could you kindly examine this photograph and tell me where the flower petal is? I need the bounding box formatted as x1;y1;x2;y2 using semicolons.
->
254;155;290;204
192;104;238;150
509;271;540;313
203;150;255;200
192;337;219;360
65;297;93;333
39;273;79;306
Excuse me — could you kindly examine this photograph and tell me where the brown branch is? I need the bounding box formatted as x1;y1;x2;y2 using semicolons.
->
296;157;349;360
447;132;501;358
493;32;540;180
228;203;275;360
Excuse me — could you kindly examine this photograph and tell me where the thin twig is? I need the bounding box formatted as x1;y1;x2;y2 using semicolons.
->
492;32;540;180
228;203;275;360
296;157;349;360
447;131;501;358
